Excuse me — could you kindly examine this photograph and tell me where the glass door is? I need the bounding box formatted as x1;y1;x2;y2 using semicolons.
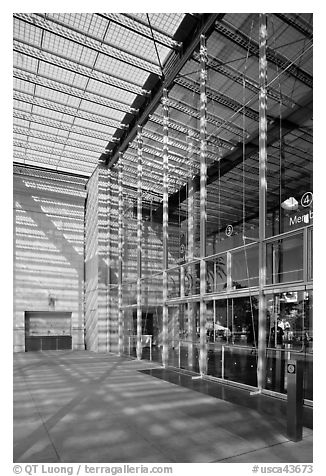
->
266;290;313;400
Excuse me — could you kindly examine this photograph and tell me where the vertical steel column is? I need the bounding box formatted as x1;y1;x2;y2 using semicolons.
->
227;251;232;290
117;154;124;355
136;125;143;360
199;34;208;376
257;13;268;391
106;168;111;352
187;129;195;368
162;88;169;368
187;129;195;261
180;266;185;298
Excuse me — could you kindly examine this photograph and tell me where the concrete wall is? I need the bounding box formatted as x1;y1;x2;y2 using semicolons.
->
84;165;184;353
13;166;86;352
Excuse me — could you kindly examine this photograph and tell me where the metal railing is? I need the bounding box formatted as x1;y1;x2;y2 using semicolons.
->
128;335;152;360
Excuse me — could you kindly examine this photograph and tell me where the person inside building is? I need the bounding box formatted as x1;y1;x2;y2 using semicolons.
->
271;318;284;347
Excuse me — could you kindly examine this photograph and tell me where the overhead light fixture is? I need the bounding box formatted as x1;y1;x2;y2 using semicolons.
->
281;196;298;211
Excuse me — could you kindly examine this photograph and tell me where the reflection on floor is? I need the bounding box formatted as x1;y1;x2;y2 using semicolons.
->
139;368;313;429
14;351;313;463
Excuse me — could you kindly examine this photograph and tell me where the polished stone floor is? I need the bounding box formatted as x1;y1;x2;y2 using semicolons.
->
13;351;313;463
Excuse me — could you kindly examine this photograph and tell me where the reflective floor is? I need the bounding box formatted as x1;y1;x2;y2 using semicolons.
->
14;351;312;463
140;368;312;429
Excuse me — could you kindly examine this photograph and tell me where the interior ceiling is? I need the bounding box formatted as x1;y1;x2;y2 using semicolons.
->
13;12;313;232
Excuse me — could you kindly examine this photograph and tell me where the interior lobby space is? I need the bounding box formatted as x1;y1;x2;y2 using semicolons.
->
12;11;313;465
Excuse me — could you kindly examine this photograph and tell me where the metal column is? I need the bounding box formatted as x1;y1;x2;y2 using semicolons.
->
106;167;111;353
136;125;143;360
117;153;124;355
187;129;195;368
162;88;169;368
257;13;268;391
187;129;195;262
199;34;208;376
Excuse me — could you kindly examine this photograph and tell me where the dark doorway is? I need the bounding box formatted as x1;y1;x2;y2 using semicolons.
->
132;312;153;336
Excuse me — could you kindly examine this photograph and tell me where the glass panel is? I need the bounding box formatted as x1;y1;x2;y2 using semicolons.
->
230;296;258;346
219;346;258;387
124;307;163;364
184;262;200;296
207;297;258;387
167;269;180;299
150;305;163;365
168;305;182;367
308;227;313;281
265;290;313;400
179;302;200;373
265;91;313;239
206;254;227;292
266;234;304;284
231;245;259;289
122;282;137;307
124;308;135;357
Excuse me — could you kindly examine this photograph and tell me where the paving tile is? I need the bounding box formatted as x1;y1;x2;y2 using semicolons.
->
13;351;313;463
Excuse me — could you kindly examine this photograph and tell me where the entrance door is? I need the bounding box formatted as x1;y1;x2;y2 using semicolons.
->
265;290;313;400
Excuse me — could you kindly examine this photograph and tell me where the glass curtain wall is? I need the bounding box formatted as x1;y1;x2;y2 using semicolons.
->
265;290;313;400
112;13;313;401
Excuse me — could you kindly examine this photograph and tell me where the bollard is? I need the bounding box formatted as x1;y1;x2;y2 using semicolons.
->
286;359;303;441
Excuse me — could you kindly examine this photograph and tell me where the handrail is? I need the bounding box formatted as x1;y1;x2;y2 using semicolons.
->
177;338;312;354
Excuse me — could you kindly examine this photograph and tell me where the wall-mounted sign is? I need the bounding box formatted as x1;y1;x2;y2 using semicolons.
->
225;225;233;237
287;363;296;374
289;210;313;226
301;192;313;208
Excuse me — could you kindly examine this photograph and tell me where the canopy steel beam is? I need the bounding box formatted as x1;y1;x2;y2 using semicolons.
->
214;18;313;88
14;13;161;75
14;140;98;165
13;110;113;142
151;90;312;221
274;13;313;40
13;40;147;96
13;126;105;154
13;161;90;180
149;113;236;151
14;91;126;130
13;153;94;174
97;13;181;50
192;51;296;108
105;13;225;168
14;68;138;115
174;75;260;122
167;93;245;137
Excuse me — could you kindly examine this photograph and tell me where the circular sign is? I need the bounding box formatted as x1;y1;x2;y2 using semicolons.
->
225;225;233;237
301;192;313;208
287;363;296;374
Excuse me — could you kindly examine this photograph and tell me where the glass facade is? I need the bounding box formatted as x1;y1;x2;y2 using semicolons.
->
104;14;313;402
